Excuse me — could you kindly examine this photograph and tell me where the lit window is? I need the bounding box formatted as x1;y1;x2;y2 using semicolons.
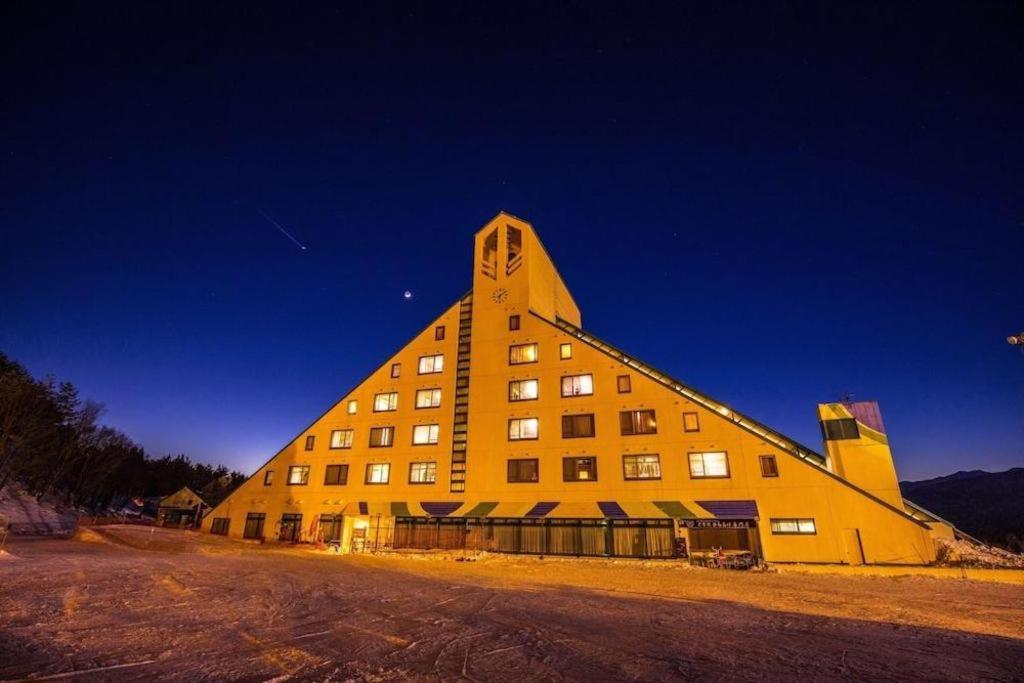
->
508;379;539;401
617;375;632;393
561;374;593;397
560;343;572;360
623;454;661;480
688;451;730;478
347;400;358;415
620;410;657;435
435;326;445;341
369;426;395;448
373;392;398;412
287;465;310;486
760;454;779;478
509;343;538;365
409;461;437;484
507;458;539;483
562;456;597;482
412;424;440;445
263;470;274;486
365;463;390;484
418;354;444;374
508;417;539;440
324;464;349;485
509;314;520;331
304;435;315;451
770;518;816;535
683;412;700;432
561;413;595;438
330;429;353;449
415;388;442;408
390;363;401;378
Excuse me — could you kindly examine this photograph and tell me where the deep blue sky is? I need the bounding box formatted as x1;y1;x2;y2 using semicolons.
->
2;3;1021;481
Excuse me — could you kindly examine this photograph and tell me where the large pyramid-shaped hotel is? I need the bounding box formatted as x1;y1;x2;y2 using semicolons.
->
204;213;949;564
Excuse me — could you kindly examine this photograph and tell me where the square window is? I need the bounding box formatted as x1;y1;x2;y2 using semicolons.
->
369;426;395;448
759;454;779;478
365;463;390;484
622;454;661;480
263;470;274;486
347;400;358;415
683;412;700;432
390;363;401;378
619;410;657;435
561;374;594;397
688;451;730;478
373;392;398;412
562;456;597;482
561;413;595;438
509;314;520;331
412;424;440;445
509;343;538;365
409;461;437;484
287;465;310;486
418;354;444;374
324;464;349;485
508;379;539;402
304;435;315;451
617;375;632;393
435;326;445;341
330;429;353;449
559;343;572;360
507;458;539;483
415;388;442;408
508;417;539;440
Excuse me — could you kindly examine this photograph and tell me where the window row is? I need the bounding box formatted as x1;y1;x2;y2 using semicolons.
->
379;354;447;385
505;452;778;482
505;410;707;440
506;340;575;363
272;462;439;487
339;387;444;420
303;423;441;452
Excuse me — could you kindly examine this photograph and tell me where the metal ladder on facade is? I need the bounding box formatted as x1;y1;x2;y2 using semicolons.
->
450;293;473;492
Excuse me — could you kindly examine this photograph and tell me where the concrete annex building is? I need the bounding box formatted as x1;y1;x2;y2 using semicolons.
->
204;213;948;564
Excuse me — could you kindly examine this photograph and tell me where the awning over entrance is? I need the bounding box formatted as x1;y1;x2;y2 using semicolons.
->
694;500;759;520
339;500;757;521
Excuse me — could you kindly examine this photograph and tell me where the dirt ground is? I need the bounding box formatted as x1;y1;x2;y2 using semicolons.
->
2;527;1023;681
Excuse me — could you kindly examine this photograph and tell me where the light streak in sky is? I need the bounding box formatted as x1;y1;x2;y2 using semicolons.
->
257;208;307;251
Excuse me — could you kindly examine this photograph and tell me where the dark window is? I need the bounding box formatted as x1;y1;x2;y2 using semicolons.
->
509;314;520;331
562;456;597;482
243;513;266;539
622;454;661;480
304;435;315;451
620;410;657;435
507;458;539;483
210;518;230;535
760;455;779;478
369;426;395;448
561;413;595;438
325;464;349;485
435;325;445;341
821;418;860;441
390;362;401;378
683;412;700;432
263;470;274;486
617;375;632;393
287;465;310;485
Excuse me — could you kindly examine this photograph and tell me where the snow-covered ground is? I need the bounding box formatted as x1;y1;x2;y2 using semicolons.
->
0;483;78;535
1;526;1023;681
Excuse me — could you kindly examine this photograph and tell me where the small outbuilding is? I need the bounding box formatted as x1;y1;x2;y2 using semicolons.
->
156;487;207;528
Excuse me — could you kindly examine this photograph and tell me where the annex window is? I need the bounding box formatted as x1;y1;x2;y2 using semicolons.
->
365;463;390;485
561;413;595;438
324;464;349;486
369;426;395;448
561;374;594;397
390;362;401;378
330;429;353;449
373;392;398;412
263;470;274;486
304;435;315;451
508;378;539;402
683;412;700;433
760;454;779;478
243;512;266;539
562;456;597;482
508;417;539;441
415;388;442;408
617;375;632;393
620;409;657;435
507;458;539;483
409;461;437;484
347;399;358;415
623;454;661;480
821;418;860;441
770;518;817;535
688;451;730;478
559;343;572;360
418;354;444;374
210;518;230;536
509;343;538;365
481;227;498;279
435;325;445;341
509;314;520;331
412;424;440;445
287;465;310;486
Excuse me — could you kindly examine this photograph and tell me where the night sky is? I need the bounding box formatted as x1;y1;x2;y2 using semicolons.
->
2;3;1021;481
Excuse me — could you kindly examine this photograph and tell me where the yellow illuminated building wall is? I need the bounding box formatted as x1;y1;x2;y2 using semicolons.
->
203;213;938;565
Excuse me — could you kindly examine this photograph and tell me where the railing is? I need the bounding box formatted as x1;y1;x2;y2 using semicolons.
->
551;317;829;468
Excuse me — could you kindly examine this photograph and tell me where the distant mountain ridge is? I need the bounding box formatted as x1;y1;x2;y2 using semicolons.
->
900;468;1024;552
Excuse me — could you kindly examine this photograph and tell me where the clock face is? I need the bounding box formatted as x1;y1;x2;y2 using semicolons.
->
491;287;509;303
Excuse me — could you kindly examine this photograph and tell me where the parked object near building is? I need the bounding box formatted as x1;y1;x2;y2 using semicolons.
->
157;487;207;528
203;213;950;565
